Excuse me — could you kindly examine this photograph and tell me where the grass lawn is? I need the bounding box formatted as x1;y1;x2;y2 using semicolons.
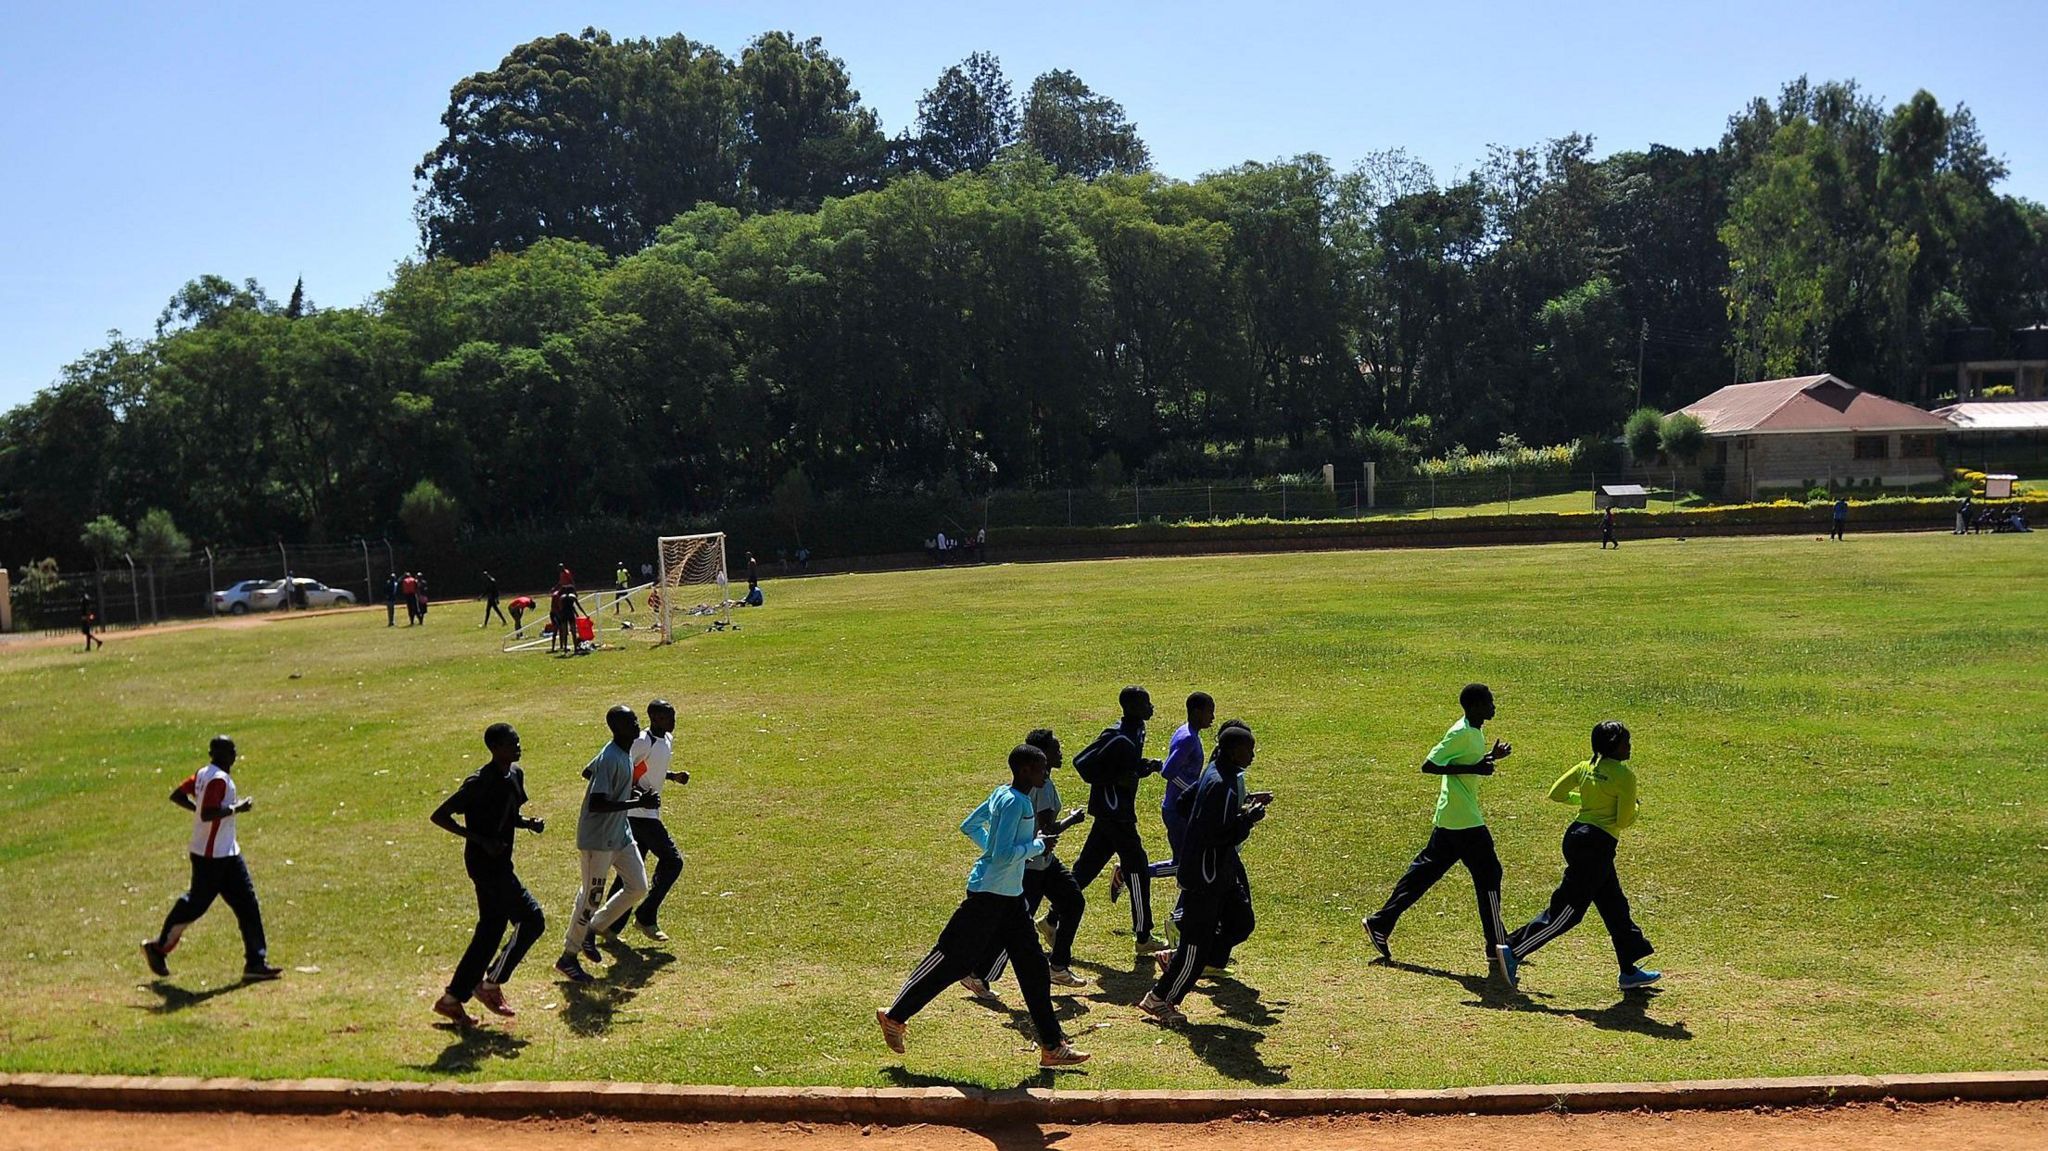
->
0;533;2043;1091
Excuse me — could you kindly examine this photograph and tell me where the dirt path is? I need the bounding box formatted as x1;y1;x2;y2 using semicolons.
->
4;1101;2043;1151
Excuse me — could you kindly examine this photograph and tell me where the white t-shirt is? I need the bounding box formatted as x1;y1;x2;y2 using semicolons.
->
183;763;240;858
629;730;676;823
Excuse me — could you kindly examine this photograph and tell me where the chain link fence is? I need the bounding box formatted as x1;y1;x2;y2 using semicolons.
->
9;539;403;637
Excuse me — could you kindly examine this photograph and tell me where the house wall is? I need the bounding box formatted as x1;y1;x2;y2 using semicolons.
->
1701;431;1946;498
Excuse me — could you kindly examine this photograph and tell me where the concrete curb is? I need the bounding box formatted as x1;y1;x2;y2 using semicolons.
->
2;1071;2044;1125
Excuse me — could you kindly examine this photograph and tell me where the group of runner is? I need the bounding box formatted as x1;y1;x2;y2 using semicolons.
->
135;681;1658;1071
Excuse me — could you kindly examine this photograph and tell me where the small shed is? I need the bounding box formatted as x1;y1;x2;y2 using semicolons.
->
1596;484;1650;510
1986;474;2018;499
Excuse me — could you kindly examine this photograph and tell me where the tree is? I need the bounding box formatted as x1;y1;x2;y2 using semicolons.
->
398;479;461;553
285;277;307;319
914;52;1015;176
79;515;131;607
414;30;740;260
771;465;814;547
736;31;886;210
1658;412;1707;464
1019;69;1148;179
131;508;189;624
1623;407;1665;462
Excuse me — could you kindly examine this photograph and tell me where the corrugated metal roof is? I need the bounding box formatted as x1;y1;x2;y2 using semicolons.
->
1679;375;1951;434
1932;401;2048;431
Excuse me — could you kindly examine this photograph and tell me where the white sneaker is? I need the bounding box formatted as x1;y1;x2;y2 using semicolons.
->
1137;990;1186;1025
1036;914;1057;948
1047;966;1088;988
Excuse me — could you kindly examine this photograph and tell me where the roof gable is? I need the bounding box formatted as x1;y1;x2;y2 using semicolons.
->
1679;374;1949;434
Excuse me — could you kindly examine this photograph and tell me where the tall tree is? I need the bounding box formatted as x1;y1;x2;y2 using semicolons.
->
914;52;1016;177
1019;70;1148;179
735;31;887;210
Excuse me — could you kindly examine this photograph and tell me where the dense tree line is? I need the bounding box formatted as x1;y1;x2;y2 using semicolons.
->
4;29;2045;569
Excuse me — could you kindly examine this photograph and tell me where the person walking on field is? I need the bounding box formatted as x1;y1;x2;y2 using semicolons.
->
1362;683;1516;986
80;592;104;651
961;727;1091;996
415;573;431;622
141;736;283;982
429;723;547;1026
1139;722;1267;1024
385;572;400;627
875;743;1092;1068
1830;497;1848;541
1501;721;1659;991
1600;506;1618;549
1070;686;1165;954
401;572;420;625
595;700;688;943
554;706;658;983
481;571;508;628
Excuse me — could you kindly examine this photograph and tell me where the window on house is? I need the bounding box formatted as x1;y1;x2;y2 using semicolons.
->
1900;435;1937;458
1854;436;1889;460
1716;441;1728;466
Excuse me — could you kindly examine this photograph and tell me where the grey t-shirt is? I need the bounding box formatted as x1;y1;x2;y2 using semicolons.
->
577;741;636;851
1026;776;1060;871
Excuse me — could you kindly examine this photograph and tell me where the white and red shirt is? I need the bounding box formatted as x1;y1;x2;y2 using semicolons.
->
629;730;675;823
178;763;240;858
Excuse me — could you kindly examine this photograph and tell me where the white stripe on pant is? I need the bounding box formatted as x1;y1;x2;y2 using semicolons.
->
564;846;649;952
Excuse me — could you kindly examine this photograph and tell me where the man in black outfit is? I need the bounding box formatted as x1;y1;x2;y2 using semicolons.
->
481;571;507;629
1070;686;1164;954
385;572;400;627
429;723;547;1026
1139;722;1266;1024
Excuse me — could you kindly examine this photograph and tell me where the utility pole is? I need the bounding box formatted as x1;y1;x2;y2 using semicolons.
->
1637;318;1648;409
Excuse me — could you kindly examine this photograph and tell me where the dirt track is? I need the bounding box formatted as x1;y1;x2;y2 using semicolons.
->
4;1101;2044;1150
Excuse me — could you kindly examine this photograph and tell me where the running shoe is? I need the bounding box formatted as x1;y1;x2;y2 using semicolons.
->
958;976;995;999
1108;863;1126;903
141;940;169;978
633;920;670;943
1362;916;1392;962
474;982;517;1018
555;955;594;984
1038;1043;1091;1067
243;963;284;981
1036;914;1057;949
1619;966;1662;990
580;936;603;963
1133;933;1160;956
1047;967;1088;988
432;992;479;1028
1151;948;1176;970
875;1009;907;1054
1493;944;1519;989
1137;990;1186;1025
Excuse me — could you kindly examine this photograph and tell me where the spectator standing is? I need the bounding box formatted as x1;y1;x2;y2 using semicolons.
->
385;572;400;627
1830;498;1848;541
481;571;507;629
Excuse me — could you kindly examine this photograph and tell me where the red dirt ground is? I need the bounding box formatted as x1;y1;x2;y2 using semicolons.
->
4;1101;2044;1151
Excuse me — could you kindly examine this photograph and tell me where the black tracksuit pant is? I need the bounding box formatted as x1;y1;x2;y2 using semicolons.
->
483;597;507;626
1151;881;1254;1006
886;891;1063;1049
448;861;546;1000
1366;824;1507;954
1071;818;1152;938
601;816;684;930
156;854;268;968
977;858;1086;980
1506;822;1653;968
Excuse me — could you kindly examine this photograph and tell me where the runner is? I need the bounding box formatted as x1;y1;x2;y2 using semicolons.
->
429;723;547;1026
597;700;687;942
553;706;658;983
141;735;282;982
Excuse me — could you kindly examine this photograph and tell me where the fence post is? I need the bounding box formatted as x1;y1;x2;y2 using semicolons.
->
1507;471;1513;515
382;537;395;574
1207;485;1213;519
124;552;140;626
206;547;217;616
279;542;291;611
358;538;373;604
1067;489;1073;527
1430;474;1437;519
1134;484;1141;522
1366;462;1377;510
1281;481;1288;519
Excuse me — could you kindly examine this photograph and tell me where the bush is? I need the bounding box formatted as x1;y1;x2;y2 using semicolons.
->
1806;486;1832;502
398;479;461;551
1659;412;1707;464
1624;408;1664;462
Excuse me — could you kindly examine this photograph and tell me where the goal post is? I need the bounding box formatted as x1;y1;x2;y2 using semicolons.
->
655;532;731;641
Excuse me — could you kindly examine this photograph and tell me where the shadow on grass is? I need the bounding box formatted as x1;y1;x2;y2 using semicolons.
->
560;942;675;1036
139;978;255;1014
880;1066;1083;1092
1385;958;1689;1040
1182;976;1290;1085
411;1023;530;1074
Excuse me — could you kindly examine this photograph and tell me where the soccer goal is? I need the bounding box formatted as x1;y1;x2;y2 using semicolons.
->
654;532;732;642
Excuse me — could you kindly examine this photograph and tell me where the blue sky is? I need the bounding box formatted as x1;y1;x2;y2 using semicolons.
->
3;1;2044;411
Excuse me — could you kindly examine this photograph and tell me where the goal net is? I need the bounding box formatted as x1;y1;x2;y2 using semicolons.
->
655;532;731;641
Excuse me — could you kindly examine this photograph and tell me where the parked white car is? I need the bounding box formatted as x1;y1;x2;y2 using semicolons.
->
213;577;357;614
213;579;276;615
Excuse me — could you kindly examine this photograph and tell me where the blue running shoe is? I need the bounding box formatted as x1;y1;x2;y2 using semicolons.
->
1494;944;1519;989
1619;966;1662;990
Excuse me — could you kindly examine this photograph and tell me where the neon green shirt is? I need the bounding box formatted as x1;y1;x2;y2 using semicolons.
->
1547;755;1638;837
1428;717;1491;830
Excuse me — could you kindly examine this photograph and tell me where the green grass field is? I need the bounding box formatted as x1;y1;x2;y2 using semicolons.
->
1;533;2044;1091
